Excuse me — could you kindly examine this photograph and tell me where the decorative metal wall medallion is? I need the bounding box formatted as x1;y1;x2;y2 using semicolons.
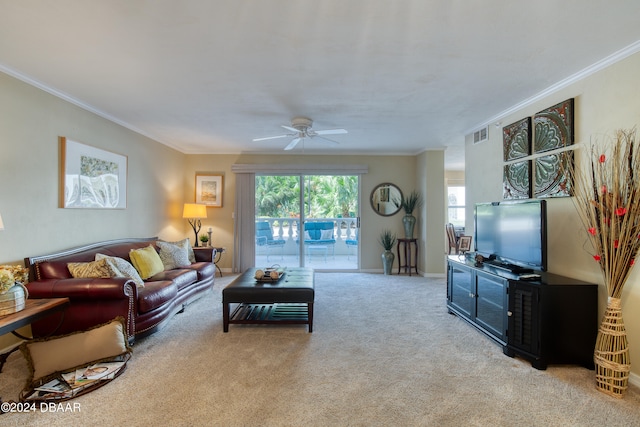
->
534;98;574;153
503;160;531;200
534;150;573;198
503;117;531;161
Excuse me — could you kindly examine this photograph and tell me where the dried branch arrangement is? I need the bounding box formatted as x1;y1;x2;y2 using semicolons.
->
569;127;640;397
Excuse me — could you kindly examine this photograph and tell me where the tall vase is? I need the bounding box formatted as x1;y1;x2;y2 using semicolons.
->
403;214;416;239
381;250;394;275
594;297;630;398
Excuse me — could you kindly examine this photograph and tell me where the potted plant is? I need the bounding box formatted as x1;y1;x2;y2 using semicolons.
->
199;234;209;247
567;128;640;397
394;190;423;239
0;265;29;315
378;229;397;275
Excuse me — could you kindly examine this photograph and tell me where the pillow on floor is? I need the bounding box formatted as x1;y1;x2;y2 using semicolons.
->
129;245;164;279
20;317;130;383
157;240;192;270
67;259;112;279
95;253;145;289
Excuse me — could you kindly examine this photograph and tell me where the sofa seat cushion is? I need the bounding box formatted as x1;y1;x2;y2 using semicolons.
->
148;269;198;291
137;281;178;313
189;262;216;282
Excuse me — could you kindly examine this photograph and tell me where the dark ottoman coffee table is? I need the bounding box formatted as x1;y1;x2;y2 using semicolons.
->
222;267;315;332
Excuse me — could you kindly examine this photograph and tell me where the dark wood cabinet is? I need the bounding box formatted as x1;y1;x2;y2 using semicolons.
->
447;261;508;344
447;256;597;370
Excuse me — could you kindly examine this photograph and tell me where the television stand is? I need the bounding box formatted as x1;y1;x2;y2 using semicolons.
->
447;256;597;370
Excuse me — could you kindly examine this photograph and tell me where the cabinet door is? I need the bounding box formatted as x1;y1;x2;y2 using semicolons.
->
448;263;474;318
507;282;539;356
475;271;508;342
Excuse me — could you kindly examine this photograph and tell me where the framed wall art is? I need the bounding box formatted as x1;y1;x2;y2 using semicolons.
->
196;174;223;207
59;137;127;209
534;98;574;153
503;160;531;200
503;117;531;161
534;150;573;198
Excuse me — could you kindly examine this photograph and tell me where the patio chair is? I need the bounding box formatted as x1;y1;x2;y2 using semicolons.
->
255;221;286;261
346;229;358;259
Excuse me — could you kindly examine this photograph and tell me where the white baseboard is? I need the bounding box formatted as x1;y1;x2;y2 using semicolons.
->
0;341;23;354
629;371;640;389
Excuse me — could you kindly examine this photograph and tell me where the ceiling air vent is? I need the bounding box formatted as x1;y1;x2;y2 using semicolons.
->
473;126;489;144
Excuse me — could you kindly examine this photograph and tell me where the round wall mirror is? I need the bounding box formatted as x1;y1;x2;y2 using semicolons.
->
370;183;403;216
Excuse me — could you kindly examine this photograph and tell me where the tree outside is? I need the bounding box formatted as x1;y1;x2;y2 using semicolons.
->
256;175;358;219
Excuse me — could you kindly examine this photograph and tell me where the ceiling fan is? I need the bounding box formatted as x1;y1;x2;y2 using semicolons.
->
253;117;347;150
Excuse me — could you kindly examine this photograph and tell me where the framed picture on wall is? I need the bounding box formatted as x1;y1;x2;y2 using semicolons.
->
59;137;127;209
196;174;223;207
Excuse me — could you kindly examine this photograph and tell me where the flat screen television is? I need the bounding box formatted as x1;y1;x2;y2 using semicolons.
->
474;199;547;272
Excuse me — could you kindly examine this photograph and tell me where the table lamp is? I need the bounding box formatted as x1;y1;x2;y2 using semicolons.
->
182;203;207;247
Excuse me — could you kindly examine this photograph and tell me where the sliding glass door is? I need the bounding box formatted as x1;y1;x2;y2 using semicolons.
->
255;174;359;270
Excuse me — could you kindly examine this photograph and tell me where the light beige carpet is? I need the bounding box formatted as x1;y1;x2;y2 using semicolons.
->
1;273;640;426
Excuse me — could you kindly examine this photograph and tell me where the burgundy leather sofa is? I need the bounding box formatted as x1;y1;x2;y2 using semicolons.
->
24;237;215;343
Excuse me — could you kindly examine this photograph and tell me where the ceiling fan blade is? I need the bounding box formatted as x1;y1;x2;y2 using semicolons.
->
281;125;300;133
284;138;302;151
316;135;340;145
314;129;348;135
252;134;290;142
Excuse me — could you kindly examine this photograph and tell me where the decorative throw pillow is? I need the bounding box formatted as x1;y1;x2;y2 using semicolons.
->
157;240;192;270
304;231;312;240
95;254;145;289
129;245;164;280
67;259;112;279
159;238;195;263
321;229;333;240
20;317;130;383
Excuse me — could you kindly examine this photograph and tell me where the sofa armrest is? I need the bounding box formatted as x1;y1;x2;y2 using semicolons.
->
27;277;137;300
26;278;137;339
193;247;216;263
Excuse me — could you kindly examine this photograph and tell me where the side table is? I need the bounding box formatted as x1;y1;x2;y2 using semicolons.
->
213;247;225;277
397;238;418;276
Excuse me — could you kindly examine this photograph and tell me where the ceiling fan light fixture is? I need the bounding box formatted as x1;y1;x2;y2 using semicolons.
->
254;116;347;150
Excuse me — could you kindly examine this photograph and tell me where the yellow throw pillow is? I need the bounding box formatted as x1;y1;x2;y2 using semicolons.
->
129;245;164;280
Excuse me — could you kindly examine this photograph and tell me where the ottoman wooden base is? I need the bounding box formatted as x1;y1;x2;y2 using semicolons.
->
222;268;314;332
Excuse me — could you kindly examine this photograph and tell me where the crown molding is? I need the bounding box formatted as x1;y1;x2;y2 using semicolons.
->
467;39;640;135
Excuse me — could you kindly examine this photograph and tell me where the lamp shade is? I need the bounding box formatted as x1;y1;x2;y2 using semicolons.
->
182;203;207;219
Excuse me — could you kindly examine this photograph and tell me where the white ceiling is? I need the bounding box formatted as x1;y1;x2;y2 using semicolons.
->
2;1;640;170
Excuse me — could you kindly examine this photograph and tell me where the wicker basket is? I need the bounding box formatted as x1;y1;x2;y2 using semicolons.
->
0;283;28;316
594;297;630;398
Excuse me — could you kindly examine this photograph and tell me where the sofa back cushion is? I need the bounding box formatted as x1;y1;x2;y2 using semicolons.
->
36;261;73;280
26;238;159;281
